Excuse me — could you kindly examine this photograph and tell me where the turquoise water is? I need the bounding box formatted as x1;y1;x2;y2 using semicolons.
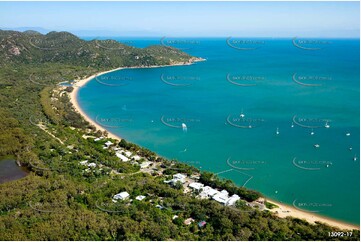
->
78;38;360;224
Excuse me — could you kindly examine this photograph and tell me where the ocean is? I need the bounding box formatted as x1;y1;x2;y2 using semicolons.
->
78;37;360;224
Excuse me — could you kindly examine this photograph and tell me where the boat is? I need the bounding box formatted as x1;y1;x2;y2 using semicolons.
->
353;155;357;161
346;133;351;136
276;127;279;135
182;123;187;131
324;121;330;128
291;122;294;128
314;144;320;148
240;111;245;119
310;129;314;135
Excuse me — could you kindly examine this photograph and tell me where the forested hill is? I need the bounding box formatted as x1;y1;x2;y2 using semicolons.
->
0;30;200;67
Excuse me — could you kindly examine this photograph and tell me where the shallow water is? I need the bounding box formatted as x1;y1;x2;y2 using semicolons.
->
78;38;360;224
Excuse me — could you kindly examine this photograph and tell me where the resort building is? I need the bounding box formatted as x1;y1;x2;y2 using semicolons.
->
189;182;204;191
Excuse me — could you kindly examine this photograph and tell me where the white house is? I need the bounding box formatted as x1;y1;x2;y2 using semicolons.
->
79;160;88;165
104;141;113;147
116;151;129;162
189;182;204;191
135;195;146;201
173;173;187;183
94;137;104;142
132;155;141;161
124;151;132;157
212;193;229;205
113;191;130;200
140;161;153;169
87;162;97;168
226;194;240;206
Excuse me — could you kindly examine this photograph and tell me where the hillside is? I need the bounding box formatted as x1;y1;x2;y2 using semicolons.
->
0;30;200;68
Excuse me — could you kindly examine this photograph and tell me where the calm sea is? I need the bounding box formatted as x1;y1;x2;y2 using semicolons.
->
78;37;360;224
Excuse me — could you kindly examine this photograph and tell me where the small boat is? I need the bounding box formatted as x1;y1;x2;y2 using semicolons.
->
349;147;353;151
182;123;187;131
346;133;351;136
353;155;357;161
314;144;320;148
326;164;330;168
248;124;252;128
240;109;245;118
291;122;294;128
310;129;314;135
276;127;279;135
324;121;330;129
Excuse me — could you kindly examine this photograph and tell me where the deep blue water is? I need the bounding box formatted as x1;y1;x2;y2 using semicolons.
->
78;37;360;224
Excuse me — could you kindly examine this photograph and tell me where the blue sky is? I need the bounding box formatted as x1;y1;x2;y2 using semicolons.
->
0;1;359;37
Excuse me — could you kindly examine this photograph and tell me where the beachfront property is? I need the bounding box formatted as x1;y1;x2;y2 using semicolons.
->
113;191;130;201
188;182;240;206
188;182;204;191
116;151;129;162
164;173;187;185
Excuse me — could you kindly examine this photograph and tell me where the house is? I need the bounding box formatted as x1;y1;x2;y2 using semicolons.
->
198;221;207;228
124;151;132;157
184;218;195;225
199;186;219;198
113;191;130;200
87;162;97;168
104;141;113;147
226;194;240;206
172;215;179;220
140;161;153;169
173;173;187;183
79;160;88;165
132;155;141;161
135;195;146;201
116;152;129;162
164;173;187;185
189;182;204;191
94;137;104;142
212;193;229;205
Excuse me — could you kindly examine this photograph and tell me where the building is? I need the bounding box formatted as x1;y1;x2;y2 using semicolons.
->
173;173;187;183
79;160;88;165
226;194;240;206
164;173;187;185
116;151;129;162
87;162;96;168
189;182;204;191
104;141;113;147
135;195;146;201
113;191;130;200
94;137;104;142
212;192;229;205
184;218;195;225
198;221;207;228
140;161;153;169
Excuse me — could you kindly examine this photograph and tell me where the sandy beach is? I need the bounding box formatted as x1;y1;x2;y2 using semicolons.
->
266;198;359;230
68;62;359;232
68;60;205;141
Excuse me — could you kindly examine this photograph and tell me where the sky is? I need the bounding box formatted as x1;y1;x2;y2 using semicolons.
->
0;1;359;37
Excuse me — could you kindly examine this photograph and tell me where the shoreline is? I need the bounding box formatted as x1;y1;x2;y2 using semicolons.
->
68;61;359;232
68;59;205;141
266;198;359;230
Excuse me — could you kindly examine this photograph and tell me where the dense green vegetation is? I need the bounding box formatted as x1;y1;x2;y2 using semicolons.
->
0;30;359;241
